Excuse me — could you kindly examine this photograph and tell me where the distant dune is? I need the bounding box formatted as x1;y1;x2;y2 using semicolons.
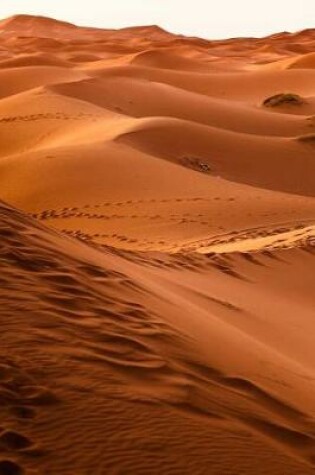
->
0;14;314;475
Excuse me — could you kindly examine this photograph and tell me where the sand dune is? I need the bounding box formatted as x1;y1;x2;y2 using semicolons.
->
90;64;315;102
288;52;315;68
0;66;86;99
1;200;315;475
130;48;213;71
0;14;314;475
0;53;72;68
50;76;312;136
117;116;315;195
262;52;315;71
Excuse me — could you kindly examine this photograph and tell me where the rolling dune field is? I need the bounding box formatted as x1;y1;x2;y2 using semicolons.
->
0;14;314;475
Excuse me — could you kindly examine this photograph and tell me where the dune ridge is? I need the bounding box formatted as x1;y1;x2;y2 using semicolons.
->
0;14;314;474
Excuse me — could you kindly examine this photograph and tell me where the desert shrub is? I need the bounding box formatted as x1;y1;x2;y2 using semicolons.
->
181;157;211;173
297;133;315;144
263;93;304;107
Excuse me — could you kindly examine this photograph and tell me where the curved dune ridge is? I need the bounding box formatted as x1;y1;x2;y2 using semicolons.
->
0;14;315;475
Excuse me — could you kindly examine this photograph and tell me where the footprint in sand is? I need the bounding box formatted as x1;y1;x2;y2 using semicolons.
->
0;430;32;451
10;406;36;420
0;460;23;475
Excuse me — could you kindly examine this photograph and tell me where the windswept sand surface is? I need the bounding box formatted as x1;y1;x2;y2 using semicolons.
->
0;15;315;474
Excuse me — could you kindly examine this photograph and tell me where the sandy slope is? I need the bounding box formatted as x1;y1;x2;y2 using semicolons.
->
0;14;315;475
1;202;315;475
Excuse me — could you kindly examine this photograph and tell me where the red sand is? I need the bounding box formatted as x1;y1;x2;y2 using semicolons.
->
0;15;314;475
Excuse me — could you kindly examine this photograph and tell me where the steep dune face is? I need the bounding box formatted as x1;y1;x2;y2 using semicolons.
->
0;14;315;475
1;202;315;475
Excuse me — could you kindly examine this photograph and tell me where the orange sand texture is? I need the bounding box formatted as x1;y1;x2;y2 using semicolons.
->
0;14;315;475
